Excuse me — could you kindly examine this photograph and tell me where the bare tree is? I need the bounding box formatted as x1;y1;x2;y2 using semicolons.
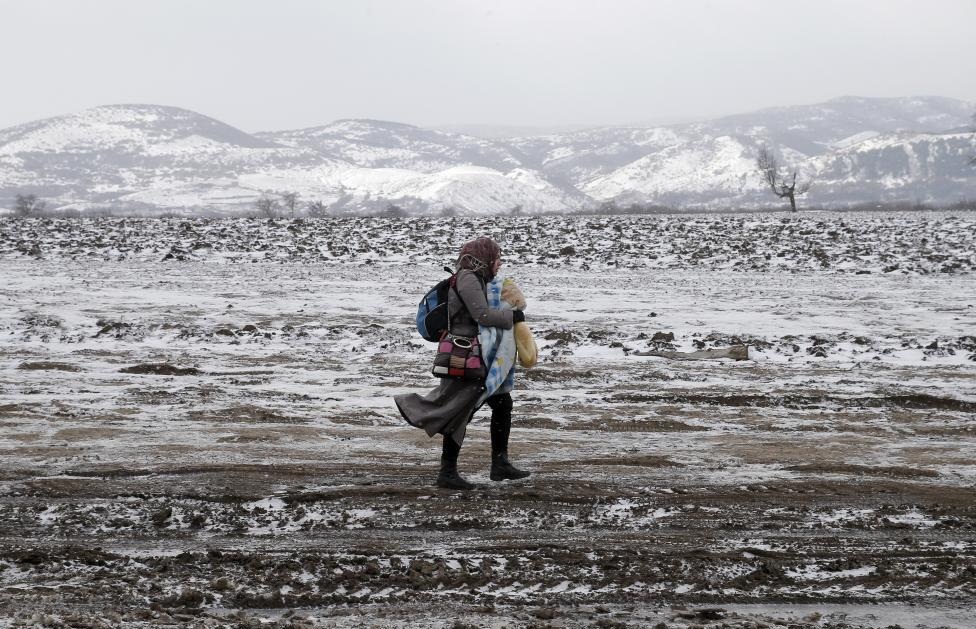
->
756;144;811;213
970;112;976;166
281;191;300;217
14;194;46;217
306;200;328;218
255;195;281;218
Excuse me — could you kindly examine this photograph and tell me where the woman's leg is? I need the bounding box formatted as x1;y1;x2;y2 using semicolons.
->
437;434;475;490
486;393;530;481
487;393;513;454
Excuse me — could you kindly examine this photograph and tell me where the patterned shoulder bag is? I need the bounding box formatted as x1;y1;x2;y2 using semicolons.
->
431;278;486;380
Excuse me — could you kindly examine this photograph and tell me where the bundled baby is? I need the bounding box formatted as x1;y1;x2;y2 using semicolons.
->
501;278;537;368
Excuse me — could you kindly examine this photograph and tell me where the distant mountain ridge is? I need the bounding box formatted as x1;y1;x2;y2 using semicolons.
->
1;96;974;215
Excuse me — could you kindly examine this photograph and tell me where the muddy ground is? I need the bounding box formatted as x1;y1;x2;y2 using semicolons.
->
1;215;975;628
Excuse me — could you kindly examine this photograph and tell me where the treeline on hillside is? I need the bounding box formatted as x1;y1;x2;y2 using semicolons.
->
2;196;975;219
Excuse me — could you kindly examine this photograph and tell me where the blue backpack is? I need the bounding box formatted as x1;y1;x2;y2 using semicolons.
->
416;267;459;342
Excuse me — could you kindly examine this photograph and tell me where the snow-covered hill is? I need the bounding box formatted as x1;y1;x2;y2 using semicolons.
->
256;119;522;173
0;97;973;214
0;104;321;212
519;96;976;208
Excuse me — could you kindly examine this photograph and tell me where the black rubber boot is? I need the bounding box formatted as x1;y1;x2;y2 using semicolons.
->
437;435;475;490
490;452;531;481
487;393;531;482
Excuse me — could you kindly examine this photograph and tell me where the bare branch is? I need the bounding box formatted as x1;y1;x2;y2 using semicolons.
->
14;194;46;217
306;200;327;217
255;195;282;218
755;143;811;212
971;112;976;165
281;191;300;217
970;112;975;165
756;144;780;191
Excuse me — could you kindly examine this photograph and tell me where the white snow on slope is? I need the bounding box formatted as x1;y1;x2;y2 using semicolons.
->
330;165;574;214
583;135;763;200
831;131;880;150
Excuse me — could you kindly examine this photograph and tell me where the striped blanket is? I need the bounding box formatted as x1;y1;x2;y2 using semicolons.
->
477;277;517;406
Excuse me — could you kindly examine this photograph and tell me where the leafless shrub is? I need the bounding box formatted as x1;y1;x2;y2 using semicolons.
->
281;191;300;217
306;200;328;218
970;112;975;166
14;194;46;217
255;196;282;218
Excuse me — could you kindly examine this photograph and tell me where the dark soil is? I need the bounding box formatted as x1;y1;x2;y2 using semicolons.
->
119;363;202;376
17;361;82;372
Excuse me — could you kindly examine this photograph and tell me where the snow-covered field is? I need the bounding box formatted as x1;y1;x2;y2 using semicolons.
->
1;212;975;628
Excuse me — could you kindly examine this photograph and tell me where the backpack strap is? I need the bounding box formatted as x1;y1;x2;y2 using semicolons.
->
446;278;463;336
446;269;484;336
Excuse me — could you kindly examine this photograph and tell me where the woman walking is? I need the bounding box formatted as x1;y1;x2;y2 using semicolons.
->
395;236;531;490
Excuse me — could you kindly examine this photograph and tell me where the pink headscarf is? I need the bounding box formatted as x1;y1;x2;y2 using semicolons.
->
457;236;501;281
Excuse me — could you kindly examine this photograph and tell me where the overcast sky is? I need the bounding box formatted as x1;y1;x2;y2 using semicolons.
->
1;0;974;132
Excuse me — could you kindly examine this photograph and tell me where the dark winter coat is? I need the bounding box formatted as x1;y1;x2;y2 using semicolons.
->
394;269;515;445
